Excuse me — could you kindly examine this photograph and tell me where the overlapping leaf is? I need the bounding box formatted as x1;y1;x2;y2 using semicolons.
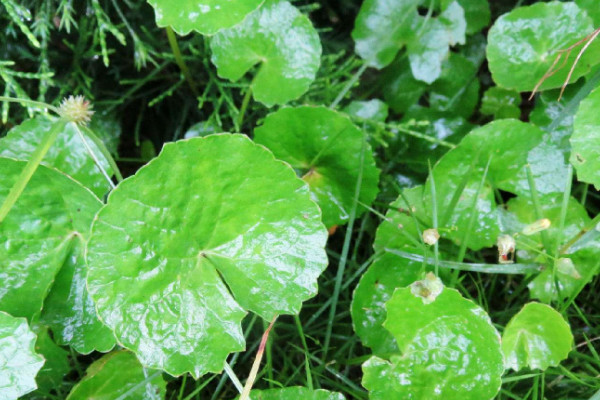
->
0;312;45;399
570;86;600;189
86;134;328;378
210;0;321;106
487;2;600;92
146;0;264;35
254;106;380;228
233;387;345;400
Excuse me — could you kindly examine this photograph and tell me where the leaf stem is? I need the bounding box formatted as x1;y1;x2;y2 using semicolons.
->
223;363;245;394
165;26;200;97
237;86;253;130
239;316;277;400
0;119;66;224
330;63;368;109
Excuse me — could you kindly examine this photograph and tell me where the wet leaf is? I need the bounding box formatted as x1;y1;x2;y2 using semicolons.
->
352;0;420;69
381;57;427;114
210;0;321;106
502;302;573;371
351;252;422;356
0;116;113;198
233;387;345;400
254;106;380;228
576;0;600;25
86;134;328;378
146;0;264;35
31;327;70;395
344;99;388;122
480;87;521;120
441;0;489;34
362;286;503;399
487;2;600;92
570;86;600;189
0;311;45;399
66;350;166;400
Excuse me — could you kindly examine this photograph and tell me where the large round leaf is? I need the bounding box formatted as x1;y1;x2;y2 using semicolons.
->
362;287;503;399
147;0;264;36
502;302;573;371
0;116;113;197
351;252;422;356
254;106;380;228
0;312;45;399
210;0;321;107
233;387;345;400
66;350;166;400
86;134;328;378
570;86;600;189
351;0;420;69
487;2;600;92
0;158;115;353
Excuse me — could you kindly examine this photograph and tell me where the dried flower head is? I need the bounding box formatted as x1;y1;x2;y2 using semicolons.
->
422;228;440;245
58;95;94;126
410;272;443;304
497;234;516;264
522;218;551;236
555;258;581;279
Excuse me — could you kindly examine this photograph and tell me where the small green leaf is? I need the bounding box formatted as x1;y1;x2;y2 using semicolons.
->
210;0;321;106
31;327;71;395
502;302;573;371
576;0;600;25
487;2;600;92
441;0;490;34
66;350;166;400
407;2;466;83
254;106;380;228
351;252;422;356
0;311;45;399
344;99;388;122
480;87;522;120
381;57;427;114
352;0;420;69
146;0;264;35
0;116;113;197
86;134;328;378
362;286;503;399
570;86;600;189
233;387;345;400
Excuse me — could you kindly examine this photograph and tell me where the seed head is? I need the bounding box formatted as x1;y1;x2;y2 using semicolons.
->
58;95;94;126
422;228;440;245
410;272;443;304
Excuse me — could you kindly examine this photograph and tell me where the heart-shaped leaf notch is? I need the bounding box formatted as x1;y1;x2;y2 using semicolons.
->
254;106;380;228
210;0;322;107
146;0;265;36
86;134;328;378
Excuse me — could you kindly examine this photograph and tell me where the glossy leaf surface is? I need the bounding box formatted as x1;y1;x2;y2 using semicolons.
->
362;287;503;399
352;0;420;69
344;99;388;122
480;87;521;120
86;134;328;378
210;0;321;106
487;2;600;92
441;0;490;34
66;350;166;400
502;302;573;371
0;116;113;197
233;387;345;400
0;312;45;399
570;86;600;189
31;327;70;395
254;106;380;228
147;0;264;35
351;252;422;356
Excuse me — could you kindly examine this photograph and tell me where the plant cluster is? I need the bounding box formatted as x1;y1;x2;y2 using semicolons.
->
0;0;599;399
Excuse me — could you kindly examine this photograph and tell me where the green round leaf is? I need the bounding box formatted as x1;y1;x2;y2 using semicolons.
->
576;0;600;25
86;134;328;378
570;86;600;189
487;2;600;92
441;0;490;34
66;350;166;400
0;116;113;198
480;87;522;120
254;106;380;228
0;311;45;399
210;0;321;107
381;57;427;114
502;302;573;371
351;252;422;356
362;287;503;399
31;327;70;395
146;0;264;36
352;0;420;69
343;99;388;122
233;387;345;400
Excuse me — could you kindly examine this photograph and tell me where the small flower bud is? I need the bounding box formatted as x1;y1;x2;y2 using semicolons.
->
522;218;551;236
410;272;443;304
422;228;440;245
58;95;94;126
497;234;516;264
555;258;581;279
